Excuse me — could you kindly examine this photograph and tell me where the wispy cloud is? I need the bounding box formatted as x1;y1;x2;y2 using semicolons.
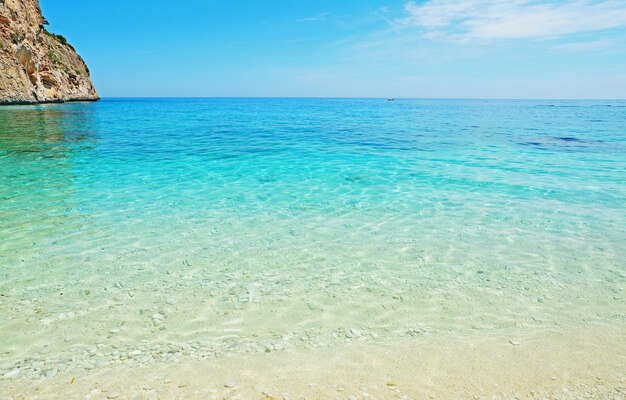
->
296;12;330;23
395;0;626;42
554;38;612;51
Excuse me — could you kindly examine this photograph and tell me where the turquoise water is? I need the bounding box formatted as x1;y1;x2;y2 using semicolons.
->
1;98;625;380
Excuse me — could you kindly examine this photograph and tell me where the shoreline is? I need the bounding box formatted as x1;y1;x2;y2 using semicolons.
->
2;325;624;399
0;97;100;106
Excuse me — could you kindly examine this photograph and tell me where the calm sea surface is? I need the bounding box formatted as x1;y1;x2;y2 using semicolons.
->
0;98;625;380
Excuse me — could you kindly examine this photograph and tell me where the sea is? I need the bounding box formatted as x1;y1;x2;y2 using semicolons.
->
1;98;625;398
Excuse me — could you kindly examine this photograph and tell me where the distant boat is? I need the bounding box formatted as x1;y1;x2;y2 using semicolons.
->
387;98;395;101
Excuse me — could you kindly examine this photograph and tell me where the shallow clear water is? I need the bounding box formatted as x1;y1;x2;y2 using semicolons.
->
0;98;625;379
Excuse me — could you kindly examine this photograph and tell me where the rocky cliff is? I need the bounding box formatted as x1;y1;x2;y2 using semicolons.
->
0;0;98;104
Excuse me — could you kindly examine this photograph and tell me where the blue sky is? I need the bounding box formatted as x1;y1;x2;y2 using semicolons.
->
41;0;626;98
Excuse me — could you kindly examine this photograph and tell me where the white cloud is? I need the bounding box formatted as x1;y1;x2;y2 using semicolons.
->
397;0;626;41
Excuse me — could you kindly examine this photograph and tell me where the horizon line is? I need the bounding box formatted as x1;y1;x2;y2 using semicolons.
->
98;96;626;101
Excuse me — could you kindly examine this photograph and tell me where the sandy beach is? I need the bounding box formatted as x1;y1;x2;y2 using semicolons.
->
2;325;624;399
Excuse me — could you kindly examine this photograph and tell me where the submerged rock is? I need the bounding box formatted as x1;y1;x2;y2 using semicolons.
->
0;0;98;104
3;368;21;378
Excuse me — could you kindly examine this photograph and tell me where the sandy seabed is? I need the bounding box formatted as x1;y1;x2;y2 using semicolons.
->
2;326;624;400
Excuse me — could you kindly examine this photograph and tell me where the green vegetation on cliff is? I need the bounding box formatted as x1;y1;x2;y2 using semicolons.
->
44;30;75;52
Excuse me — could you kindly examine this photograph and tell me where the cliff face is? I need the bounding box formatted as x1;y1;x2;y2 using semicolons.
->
0;0;98;104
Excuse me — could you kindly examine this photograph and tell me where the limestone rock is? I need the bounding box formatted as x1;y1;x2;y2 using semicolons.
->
0;0;98;104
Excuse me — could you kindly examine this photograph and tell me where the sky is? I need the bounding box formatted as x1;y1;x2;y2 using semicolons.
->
40;0;626;99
